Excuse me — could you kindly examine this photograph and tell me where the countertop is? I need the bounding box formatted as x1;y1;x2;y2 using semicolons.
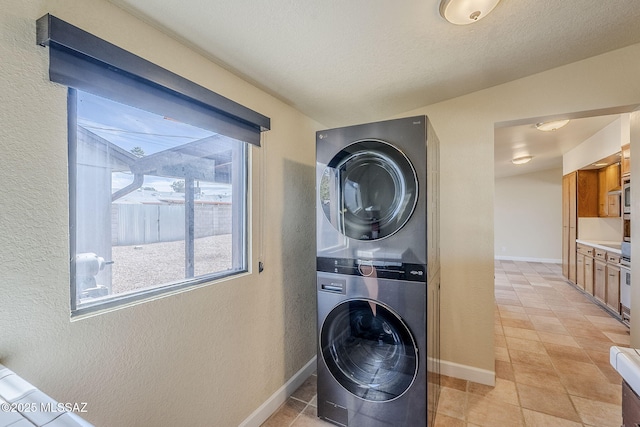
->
611;346;640;394
576;239;622;254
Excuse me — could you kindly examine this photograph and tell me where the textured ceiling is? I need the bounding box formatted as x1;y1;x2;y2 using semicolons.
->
107;0;640;175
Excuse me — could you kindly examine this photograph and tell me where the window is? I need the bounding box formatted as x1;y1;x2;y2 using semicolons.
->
70;89;247;310
36;14;269;315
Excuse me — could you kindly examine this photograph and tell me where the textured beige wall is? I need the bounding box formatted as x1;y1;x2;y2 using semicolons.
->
400;43;640;373
3;0;640;422
0;0;320;425
494;168;563;262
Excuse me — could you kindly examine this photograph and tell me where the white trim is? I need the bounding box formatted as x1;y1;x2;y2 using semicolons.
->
439;359;495;386
495;255;561;264
239;356;317;427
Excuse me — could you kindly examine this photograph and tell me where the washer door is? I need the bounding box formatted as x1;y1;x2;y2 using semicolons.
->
319;140;418;241
320;299;418;402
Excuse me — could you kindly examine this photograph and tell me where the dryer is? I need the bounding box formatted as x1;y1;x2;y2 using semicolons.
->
316;116;440;426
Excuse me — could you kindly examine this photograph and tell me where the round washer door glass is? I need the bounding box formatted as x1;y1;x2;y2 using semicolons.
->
319;140;418;241
320;299;418;402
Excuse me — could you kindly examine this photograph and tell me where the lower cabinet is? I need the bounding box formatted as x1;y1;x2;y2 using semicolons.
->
607;263;621;314
576;253;585;290
574;243;623;318
594;259;607;303
584;255;594;295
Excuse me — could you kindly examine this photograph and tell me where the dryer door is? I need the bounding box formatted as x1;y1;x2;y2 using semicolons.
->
320;299;418;402
319;140;418;241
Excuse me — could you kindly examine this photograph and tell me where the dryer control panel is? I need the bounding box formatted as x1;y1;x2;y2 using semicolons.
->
317;257;426;282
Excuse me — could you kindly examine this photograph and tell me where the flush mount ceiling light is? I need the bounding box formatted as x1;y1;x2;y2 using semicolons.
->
439;0;501;25
535;119;570;132
512;155;533;165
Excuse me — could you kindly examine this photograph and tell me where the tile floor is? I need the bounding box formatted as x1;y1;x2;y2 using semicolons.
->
262;261;630;426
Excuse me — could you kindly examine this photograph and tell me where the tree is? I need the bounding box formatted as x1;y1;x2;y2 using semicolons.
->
171;180;185;193
130;146;145;158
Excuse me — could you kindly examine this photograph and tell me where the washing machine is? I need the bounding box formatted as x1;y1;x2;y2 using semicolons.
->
316;116;440;426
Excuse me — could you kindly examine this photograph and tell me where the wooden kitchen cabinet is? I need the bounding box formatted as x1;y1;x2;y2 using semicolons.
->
576;253;585;290
606;251;621;314
584;255;594;295
576;170;599;217
598;163;621;217
607;264;621;314
594;259;606;303
562;173;578;283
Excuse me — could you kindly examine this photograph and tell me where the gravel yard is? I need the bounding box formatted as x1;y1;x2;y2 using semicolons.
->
111;234;233;294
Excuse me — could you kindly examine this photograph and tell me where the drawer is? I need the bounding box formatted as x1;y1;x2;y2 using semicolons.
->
608;252;620;264
577;244;594;256
594;249;607;260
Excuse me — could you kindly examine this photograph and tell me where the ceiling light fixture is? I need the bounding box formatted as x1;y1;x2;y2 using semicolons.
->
439;0;501;25
535;119;570;132
512;156;533;165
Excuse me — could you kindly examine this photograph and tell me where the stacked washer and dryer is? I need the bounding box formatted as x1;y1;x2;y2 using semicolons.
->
316;116;441;426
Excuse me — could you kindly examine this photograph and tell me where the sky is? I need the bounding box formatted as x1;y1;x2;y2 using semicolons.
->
77;90;233;196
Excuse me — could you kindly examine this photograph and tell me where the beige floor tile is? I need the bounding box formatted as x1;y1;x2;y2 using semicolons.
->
560;375;622;405
499;305;526;313
573;335;617;352
495;360;515;381
531;321;571;335
505;336;547;354
500;318;535;330
291;411;332;427
433;413;465;427
523;307;556;317
291;375;317;403
511;363;565;392
516;383;581;422
519;299;549;309
262;398;307;427
544;342;592;363
508;348;553;369
521;408;582;427
502;326;540;341
603;331;632;345
466;394;524;427
495;345;510;362
499;310;530;321
536;331;580;347
440;375;467;392
570;395;622;426
468;378;519;406
436;387;467;420
494;334;507;347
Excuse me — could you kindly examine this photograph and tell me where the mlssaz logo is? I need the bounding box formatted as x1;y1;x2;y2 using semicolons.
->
410;270;424;276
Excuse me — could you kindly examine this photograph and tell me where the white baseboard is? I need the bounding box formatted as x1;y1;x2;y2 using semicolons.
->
239;356;317;427
439;359;495;386
495;255;562;264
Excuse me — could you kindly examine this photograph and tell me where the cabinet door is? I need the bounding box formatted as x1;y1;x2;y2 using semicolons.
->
608;194;620;217
584;256;594;295
576;253;585;290
598;169;608;217
606;265;620;314
577;170;598;217
607;163;620;190
594;260;606;303
622;144;631;177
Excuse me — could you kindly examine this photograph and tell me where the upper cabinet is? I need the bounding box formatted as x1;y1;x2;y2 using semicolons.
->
598;163;621;218
577;162;620;218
